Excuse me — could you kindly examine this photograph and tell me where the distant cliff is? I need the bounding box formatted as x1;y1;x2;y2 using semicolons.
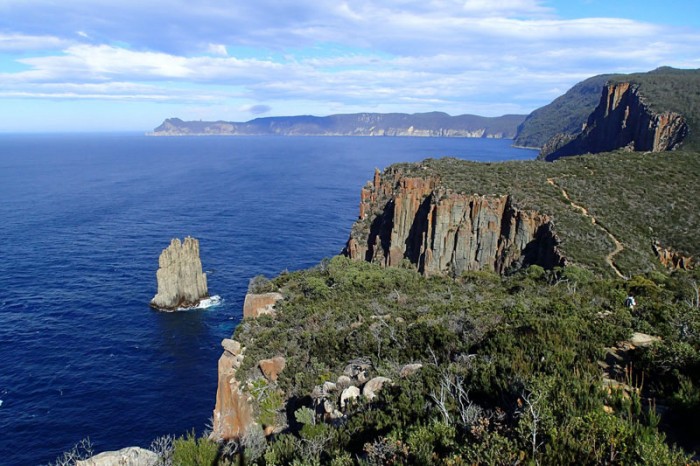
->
517;67;699;161
513;73;613;148
343;167;564;276
542;80;688;161
149;112;526;139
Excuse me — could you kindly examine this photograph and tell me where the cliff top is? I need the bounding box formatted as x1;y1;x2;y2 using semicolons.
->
514;67;700;151
611;67;700;150
367;150;699;276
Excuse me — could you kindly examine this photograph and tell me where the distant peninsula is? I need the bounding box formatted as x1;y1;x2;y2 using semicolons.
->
148;112;526;138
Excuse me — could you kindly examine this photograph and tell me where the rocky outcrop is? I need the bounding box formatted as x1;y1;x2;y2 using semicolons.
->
344;167;565;276
76;447;157;466
150;237;209;310
211;339;255;440
259;356;286;382
362;377;392;400
653;241;694;270
243;292;284;319
542;82;688;161
513;73;613;149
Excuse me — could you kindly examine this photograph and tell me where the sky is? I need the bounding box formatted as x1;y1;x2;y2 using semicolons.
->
0;0;698;132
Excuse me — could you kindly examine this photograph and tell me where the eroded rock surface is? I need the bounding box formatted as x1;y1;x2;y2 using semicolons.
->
542;81;688;161
259;356;286;382
150;237;208;310
211;339;255;440
243;292;284;319
344;167;564;275
653;241;694;270
76;447;157;466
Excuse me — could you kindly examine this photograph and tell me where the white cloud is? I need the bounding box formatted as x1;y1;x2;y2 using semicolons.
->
207;43;228;57
0;33;71;51
0;0;698;123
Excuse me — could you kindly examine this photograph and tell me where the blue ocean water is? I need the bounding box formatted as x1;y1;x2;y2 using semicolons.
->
0;134;535;465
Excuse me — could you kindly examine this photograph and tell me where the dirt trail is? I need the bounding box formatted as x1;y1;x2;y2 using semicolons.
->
547;178;626;279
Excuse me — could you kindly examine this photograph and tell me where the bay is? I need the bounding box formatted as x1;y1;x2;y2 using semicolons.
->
0;134;535;465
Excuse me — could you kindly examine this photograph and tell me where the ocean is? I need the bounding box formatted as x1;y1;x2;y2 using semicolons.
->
0;134;535;465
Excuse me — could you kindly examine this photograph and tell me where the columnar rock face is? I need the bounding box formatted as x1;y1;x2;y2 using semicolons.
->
653;242;694;270
211;338;255;440
150;237;209;310
542;82;688;161
344;168;564;276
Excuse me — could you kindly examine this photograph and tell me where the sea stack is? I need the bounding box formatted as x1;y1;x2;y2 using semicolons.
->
150;236;209;311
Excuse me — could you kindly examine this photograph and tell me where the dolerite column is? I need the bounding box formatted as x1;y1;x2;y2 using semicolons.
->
150;236;209;310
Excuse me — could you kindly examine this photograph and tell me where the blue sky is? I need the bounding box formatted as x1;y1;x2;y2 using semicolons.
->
0;0;698;132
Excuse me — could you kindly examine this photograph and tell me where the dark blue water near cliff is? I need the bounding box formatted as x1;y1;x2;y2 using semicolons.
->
0;134;535;465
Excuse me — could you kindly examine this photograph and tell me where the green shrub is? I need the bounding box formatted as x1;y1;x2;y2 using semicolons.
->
172;431;218;466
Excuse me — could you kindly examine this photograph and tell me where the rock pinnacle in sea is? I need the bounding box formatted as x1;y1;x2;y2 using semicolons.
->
150;236;209;310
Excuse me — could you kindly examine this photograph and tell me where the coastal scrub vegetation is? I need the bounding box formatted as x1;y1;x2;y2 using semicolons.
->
378;150;700;276
211;256;700;464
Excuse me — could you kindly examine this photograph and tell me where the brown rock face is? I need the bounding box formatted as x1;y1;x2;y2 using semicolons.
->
211;339;255;440
243;292;283;319
344;168;564;276
258;356;286;382
653;242;694;270
543;81;688;160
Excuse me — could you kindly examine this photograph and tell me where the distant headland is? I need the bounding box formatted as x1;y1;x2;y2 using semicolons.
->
148;112;526;139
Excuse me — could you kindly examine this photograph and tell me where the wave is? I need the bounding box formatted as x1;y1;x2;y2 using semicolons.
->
175;295;223;311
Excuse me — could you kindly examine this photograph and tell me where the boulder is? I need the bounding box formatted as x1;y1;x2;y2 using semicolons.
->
243;292;284;319
259;356;286;382
400;363;423;378
629;332;661;348
362;377;392;400
336;375;352;389
76;447;157;466
341;386;360;409
322;381;338;395
222;339;242;356
344;359;371;384
150;237;209;310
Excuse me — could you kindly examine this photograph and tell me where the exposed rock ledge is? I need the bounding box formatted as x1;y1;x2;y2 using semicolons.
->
150;237;209;310
344;167;565;275
211;289;289;440
76;447;157;466
653;241;694;270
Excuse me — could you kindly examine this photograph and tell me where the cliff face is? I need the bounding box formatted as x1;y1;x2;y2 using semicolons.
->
514;73;613;148
149;112;525;139
211;293;286;440
653;242;694;270
344;168;565;275
543;82;688;161
150;237;209;310
211;339;255;440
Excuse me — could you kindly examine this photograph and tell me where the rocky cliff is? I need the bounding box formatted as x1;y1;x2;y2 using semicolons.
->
211;293;286;440
149;112;525;139
513;73;613;149
150;237;209;310
211;338;255;440
344;167;565;275
542;81;688;161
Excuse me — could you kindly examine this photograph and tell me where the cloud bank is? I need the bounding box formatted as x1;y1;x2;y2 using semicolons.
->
0;0;698;129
